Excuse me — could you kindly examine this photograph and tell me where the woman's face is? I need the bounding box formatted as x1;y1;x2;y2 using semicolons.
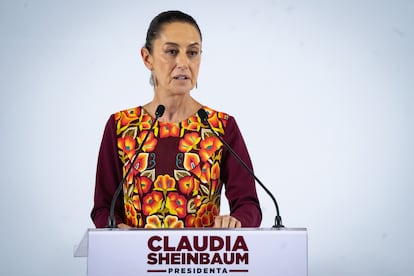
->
143;22;202;95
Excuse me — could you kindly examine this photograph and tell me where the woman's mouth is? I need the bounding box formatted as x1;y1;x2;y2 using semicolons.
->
173;75;189;80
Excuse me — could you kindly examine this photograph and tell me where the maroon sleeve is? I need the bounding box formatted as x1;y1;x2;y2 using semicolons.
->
222;116;262;227
90;115;125;228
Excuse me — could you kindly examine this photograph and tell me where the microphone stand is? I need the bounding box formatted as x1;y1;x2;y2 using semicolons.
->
198;109;284;228
107;105;165;228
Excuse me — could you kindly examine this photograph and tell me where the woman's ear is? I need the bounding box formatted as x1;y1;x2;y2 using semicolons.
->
141;47;153;70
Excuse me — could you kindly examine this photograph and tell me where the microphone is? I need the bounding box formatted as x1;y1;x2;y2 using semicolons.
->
107;104;165;228
197;108;284;228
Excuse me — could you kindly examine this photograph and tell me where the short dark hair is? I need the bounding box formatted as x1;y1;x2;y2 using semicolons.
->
145;10;202;53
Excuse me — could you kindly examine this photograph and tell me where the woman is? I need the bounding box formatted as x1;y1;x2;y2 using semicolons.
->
91;10;262;229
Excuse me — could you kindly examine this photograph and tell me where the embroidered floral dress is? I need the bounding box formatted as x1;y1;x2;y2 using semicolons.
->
91;106;261;228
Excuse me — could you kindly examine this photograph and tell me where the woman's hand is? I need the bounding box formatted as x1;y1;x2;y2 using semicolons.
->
213;215;242;228
117;223;133;229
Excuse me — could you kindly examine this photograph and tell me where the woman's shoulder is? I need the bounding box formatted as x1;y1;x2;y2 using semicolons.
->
202;106;237;135
110;106;142;121
112;106;142;118
109;106;144;130
202;106;233;122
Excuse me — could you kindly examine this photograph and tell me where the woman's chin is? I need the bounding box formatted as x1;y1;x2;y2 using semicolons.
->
169;85;194;94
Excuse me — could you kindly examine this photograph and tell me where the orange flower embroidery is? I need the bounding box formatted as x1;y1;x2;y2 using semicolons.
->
132;195;141;210
194;202;219;228
199;110;227;135
140;114;153;131
132;153;148;173
209;113;219;128
211;161;220;180
179;132;201;152
117;107;231;229
181;115;200;132
154;175;176;192
125;202;138;227
193;195;203;208
183;153;201;176
200;162;211;183
166;192;187;218
185;214;196;227
164;215;184;228
142;191;163;216
178;175;200;196
117;136;136;160
115;108;140;127
199;136;222;162
135;176;152;195
137;131;157;152
209;111;227;134
125;168;134;185
210;180;219;195
145;215;162;228
210;162;220;194
159;122;180;138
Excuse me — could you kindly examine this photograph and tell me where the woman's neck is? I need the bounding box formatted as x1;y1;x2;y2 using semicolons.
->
143;94;202;123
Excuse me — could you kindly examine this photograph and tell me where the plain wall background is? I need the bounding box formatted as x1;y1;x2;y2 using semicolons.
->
1;0;413;275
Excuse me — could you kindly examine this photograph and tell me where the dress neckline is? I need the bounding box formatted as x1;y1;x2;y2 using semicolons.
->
140;105;208;124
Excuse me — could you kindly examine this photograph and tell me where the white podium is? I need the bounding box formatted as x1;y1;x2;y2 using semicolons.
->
74;228;307;276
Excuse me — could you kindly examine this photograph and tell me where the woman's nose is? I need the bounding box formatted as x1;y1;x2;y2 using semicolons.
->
176;52;189;69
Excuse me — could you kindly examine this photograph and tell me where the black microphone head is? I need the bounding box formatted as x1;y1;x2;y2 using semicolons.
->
197;108;209;124
155;105;165;118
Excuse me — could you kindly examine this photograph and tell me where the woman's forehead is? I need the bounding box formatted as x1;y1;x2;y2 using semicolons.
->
156;22;202;45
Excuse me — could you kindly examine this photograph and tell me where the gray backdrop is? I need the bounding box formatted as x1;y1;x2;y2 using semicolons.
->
1;0;413;275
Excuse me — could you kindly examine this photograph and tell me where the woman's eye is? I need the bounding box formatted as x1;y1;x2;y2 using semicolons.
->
167;49;178;55
188;50;199;57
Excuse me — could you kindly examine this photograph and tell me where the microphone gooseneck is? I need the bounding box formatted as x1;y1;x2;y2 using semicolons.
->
197;108;284;228
107;104;165;228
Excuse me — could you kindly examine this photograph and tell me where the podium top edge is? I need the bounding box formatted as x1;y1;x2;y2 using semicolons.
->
86;227;307;232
